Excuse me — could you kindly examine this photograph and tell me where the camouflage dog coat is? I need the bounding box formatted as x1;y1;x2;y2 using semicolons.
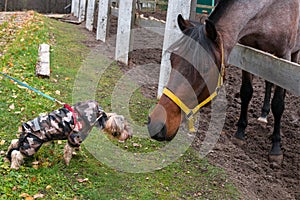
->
9;100;107;158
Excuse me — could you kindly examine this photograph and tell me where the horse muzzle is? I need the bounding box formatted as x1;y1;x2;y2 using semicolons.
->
147;116;169;141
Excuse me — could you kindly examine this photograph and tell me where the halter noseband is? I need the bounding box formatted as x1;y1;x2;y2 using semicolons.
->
162;40;225;132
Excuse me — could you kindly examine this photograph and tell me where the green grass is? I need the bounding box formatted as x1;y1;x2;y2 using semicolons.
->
0;12;240;199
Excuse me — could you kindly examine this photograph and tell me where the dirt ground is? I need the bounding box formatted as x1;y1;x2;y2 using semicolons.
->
69;12;300;199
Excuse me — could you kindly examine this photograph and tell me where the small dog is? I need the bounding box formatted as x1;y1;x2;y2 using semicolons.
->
6;100;132;169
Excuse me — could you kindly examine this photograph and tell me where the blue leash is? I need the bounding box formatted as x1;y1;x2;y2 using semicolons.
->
0;71;64;105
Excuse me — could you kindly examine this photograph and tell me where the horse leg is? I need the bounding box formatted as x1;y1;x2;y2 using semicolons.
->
258;81;273;124
268;86;286;167
234;71;253;143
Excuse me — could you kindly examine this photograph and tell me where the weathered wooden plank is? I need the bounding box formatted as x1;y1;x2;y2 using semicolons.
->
86;0;96;31
73;0;80;17
115;0;136;65
229;44;300;96
36;44;50;77
71;0;75;14
96;0;110;41
78;0;87;22
158;0;192;97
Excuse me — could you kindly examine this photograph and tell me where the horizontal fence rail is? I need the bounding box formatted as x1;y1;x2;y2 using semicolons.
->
229;44;300;96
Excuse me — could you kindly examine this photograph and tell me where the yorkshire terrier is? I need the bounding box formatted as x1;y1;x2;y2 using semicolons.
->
6;100;132;169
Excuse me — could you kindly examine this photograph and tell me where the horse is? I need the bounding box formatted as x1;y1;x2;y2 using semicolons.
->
148;0;300;166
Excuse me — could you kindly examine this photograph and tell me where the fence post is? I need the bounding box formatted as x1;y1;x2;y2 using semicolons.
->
96;0;110;42
73;0;80;17
86;0;96;31
190;0;197;20
71;0;75;14
158;0;192;97
115;0;136;65
78;0;87;22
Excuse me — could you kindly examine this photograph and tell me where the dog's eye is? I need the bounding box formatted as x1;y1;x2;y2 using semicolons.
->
112;132;120;137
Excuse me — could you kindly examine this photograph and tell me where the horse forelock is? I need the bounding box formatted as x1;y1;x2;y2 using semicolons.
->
168;24;219;78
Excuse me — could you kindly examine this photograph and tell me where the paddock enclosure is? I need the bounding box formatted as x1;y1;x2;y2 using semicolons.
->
67;0;300;199
6;0;295;199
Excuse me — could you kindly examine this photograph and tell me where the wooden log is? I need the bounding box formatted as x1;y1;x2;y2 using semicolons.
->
36;44;50;78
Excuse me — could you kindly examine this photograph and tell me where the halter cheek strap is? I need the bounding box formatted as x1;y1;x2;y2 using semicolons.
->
163;40;225;132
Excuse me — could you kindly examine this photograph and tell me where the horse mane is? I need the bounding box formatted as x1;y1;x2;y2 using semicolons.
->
167;23;218;75
209;0;236;22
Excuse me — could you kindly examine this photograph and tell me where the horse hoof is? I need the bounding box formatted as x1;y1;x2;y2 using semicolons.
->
258;116;268;124
232;136;245;146
269;154;283;168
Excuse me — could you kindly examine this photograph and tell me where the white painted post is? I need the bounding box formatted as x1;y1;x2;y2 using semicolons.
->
158;0;192;97
190;0;197;20
78;0;87;22
36;44;50;77
115;0;136;65
71;0;75;14
86;0;96;31
73;0;80;17
96;0;110;42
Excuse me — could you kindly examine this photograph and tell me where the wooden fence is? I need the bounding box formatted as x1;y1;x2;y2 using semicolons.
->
70;0;300;97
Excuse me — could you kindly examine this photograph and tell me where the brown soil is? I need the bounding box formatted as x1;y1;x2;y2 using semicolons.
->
72;12;299;200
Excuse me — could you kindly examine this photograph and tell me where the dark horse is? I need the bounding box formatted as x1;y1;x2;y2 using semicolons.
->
148;0;300;165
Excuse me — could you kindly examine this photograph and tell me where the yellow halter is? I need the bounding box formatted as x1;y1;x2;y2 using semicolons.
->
162;42;225;132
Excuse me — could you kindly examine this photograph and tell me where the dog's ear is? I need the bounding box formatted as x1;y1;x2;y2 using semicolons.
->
124;123;132;137
97;112;108;129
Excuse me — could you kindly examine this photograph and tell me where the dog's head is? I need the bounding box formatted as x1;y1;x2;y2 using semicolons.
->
102;113;132;142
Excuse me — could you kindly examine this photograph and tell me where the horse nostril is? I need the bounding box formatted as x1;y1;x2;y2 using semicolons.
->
147;120;167;141
147;116;151;125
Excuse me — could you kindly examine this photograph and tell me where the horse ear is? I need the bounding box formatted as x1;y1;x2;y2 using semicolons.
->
205;19;217;41
177;14;194;32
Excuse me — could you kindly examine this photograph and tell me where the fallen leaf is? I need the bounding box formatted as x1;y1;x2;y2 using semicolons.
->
32;165;39;170
25;196;34;200
9;104;15;110
0;140;5;145
19;193;30;197
33;193;45;199
17;84;28;90
31;176;37;182
77;178;89;183
46;185;52;190
132;143;142;148
31;161;39;165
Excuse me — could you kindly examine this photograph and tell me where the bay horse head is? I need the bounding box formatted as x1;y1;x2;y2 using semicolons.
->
148;14;225;141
